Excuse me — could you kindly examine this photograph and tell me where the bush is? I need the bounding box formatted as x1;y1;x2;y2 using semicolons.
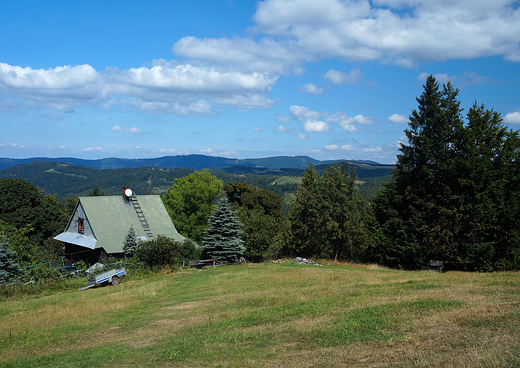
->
135;235;182;269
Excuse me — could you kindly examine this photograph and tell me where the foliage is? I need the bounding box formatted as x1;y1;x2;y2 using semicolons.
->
88;184;104;196
224;181;289;262
289;163;377;261
123;226;139;258
180;239;201;262
0;236;22;281
0;219;35;265
373;76;520;271
201;195;245;263
162;170;223;244
135;235;182;268
0;178;67;247
39;237;65;267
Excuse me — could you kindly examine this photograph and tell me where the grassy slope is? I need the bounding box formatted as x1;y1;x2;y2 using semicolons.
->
1;263;519;367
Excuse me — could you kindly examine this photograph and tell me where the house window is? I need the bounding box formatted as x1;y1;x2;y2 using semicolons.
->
78;218;84;234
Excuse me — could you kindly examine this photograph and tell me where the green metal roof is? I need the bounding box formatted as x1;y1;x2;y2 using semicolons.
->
78;195;185;254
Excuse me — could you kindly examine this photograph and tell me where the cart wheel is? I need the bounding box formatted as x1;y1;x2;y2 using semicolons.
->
111;276;119;286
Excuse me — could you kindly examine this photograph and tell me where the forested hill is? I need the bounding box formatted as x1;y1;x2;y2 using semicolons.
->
0;160;393;199
0;154;381;171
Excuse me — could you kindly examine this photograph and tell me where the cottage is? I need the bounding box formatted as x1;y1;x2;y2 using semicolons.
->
54;187;185;265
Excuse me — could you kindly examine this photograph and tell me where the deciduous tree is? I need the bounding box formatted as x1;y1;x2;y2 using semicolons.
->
290;163;376;261
162;170;223;244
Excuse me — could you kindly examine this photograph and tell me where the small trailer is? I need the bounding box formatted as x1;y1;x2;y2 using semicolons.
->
80;268;127;290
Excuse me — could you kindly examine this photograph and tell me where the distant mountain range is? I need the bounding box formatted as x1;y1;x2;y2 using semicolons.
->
0;155;394;199
0;154;383;171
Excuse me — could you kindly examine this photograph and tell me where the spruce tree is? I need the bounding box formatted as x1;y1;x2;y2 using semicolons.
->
123;225;139;258
0;236;22;282
374;76;520;271
201;196;245;263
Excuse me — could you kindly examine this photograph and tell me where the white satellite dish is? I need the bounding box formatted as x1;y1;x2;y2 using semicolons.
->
124;188;133;197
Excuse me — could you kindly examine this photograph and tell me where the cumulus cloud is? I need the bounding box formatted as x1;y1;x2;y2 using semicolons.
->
111;125;143;133
254;127;267;132
84;147;103;152
303;120;329;132
289;105;376;133
299;83;324;94
0;60;278;114
252;0;520;64
504;111;520;124
388;113;409;124
323;68;362;85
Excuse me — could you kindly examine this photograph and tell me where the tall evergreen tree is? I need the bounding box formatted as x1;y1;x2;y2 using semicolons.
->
201;196;245;263
0;236;22;281
123;225;139;258
374;76;520;271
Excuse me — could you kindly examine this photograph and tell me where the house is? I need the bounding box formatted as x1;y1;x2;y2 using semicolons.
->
54;187;186;265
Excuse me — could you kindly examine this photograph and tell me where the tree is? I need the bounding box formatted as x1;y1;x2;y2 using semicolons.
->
289;163;376;261
201;196;245;263
123;226;139;258
224;182;289;262
0;178;67;248
162;170;223;244
88;184;104;196
373;76;520;271
135;235;182;268
0;236;22;281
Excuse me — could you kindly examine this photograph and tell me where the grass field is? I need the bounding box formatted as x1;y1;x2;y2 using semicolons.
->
1;263;519;367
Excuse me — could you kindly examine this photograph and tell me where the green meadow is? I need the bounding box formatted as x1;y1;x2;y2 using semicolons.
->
1;263;519;367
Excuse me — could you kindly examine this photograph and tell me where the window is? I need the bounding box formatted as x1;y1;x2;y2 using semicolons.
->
78;218;84;234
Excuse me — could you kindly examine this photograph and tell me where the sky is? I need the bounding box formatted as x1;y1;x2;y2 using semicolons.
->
1;0;519;164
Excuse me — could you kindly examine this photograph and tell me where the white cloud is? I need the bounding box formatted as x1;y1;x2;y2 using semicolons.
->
299;83;324;94
325;144;339;150
303;120;329;132
254;127;267;132
251;0;520;64
200;148;213;153
155;148;177;154
323;68;362;85
275;125;289;132
297;134;308;140
388;113;409;124
112;125;143;134
213;94;274;111
0;60;278;114
289;105;321;122
504;111;520;124
84;147;103;152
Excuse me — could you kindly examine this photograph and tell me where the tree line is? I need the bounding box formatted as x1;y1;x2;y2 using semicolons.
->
2;75;519;281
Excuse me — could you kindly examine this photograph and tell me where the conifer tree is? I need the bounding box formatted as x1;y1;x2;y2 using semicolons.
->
123;225;139;258
374;76;520;271
0;236;22;282
201;196;245;263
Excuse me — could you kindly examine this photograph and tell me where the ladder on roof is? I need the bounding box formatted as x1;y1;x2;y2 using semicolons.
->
130;195;153;238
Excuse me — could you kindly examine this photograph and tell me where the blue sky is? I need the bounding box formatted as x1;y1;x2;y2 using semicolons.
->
1;0;519;164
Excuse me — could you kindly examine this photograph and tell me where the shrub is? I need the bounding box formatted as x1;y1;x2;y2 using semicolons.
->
135;235;182;269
